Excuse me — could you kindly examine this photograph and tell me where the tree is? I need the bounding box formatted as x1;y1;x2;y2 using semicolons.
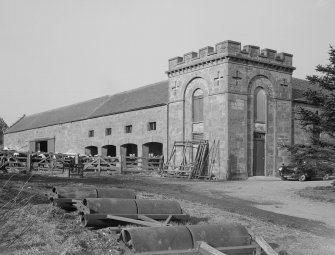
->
0;117;8;148
0;117;8;134
287;45;335;169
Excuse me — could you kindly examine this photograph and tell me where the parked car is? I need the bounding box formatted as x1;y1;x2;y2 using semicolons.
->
278;160;334;181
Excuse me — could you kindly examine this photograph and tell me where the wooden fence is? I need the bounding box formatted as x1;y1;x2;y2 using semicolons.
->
0;150;164;176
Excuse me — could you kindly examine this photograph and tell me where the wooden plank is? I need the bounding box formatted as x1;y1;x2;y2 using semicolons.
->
136;249;197;255
197;242;226;255
106;215;163;227
216;244;258;251
138;215;165;225
164;214;173;225
254;235;278;255
84;213;189;221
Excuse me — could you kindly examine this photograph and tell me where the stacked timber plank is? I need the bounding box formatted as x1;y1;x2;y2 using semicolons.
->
162;140;220;180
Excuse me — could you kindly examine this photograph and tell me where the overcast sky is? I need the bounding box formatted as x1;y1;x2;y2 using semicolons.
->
1;0;334;126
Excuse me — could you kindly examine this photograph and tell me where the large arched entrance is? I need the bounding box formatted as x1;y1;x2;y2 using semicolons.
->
120;143;138;157
101;145;116;157
142;142;163;157
85;146;98;156
247;76;275;176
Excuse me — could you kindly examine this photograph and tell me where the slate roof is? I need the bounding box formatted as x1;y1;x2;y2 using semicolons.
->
5;80;169;134
5;78;315;134
291;77;316;102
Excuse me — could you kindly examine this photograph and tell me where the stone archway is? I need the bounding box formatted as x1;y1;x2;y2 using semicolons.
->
85;146;98;156
183;78;209;142
101;145;116;157
247;76;275;176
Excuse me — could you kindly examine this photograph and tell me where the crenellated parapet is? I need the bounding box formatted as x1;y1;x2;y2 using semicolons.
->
167;40;295;77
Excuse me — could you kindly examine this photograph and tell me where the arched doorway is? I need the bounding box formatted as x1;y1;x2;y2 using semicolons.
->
85;146;98;156
101;145;116;157
253;88;267;176
120;143;138;157
142;142;163;157
142;142;163;171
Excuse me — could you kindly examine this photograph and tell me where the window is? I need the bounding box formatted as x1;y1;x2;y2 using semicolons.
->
192;89;204;122
148;122;156;131
254;88;266;123
105;128;112;136
125;125;132;133
88;130;94;137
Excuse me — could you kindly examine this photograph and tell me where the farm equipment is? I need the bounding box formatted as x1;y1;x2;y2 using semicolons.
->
47;186;136;210
75;198;189;228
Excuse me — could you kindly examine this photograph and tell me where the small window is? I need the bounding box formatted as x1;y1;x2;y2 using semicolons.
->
105;128;112;136
125;125;132;133
88;130;94;137
148;122;156;131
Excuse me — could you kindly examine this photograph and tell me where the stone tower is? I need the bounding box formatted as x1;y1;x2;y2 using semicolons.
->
166;40;295;179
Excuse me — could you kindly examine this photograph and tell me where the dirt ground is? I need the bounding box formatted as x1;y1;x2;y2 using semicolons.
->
1;173;335;255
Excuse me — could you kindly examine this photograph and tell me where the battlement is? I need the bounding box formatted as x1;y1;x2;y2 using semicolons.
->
168;40;294;72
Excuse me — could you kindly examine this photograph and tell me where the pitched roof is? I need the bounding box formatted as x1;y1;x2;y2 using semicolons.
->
5;80;169;134
291;77;315;102
4;78;317;134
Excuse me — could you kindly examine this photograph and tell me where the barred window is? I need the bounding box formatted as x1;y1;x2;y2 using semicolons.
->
148;122;156;131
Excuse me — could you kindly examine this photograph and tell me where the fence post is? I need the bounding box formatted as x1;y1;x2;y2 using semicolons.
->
98;156;101;173
26;153;32;172
121;155;126;173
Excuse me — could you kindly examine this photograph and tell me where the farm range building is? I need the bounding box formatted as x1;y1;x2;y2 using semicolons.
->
4;40;312;180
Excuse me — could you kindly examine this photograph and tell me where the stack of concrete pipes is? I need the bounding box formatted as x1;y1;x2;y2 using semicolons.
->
47;186;189;228
47;186;136;211
47;186;273;255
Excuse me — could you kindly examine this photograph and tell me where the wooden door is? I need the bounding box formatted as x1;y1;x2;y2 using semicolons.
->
253;132;265;176
47;138;55;153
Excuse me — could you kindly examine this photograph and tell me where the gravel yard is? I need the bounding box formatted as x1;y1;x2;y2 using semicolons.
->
0;173;335;255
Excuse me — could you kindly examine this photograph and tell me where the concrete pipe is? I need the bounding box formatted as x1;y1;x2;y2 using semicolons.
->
83;198;138;215
187;224;251;248
80;198;182;215
120;224;251;253
50;187;136;211
135;200;182;215
121;225;193;253
51;186;136;199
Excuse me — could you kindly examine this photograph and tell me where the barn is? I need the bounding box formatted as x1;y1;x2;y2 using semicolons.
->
4;40;311;179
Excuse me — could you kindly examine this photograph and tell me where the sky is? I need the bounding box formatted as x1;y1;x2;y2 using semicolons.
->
1;0;335;126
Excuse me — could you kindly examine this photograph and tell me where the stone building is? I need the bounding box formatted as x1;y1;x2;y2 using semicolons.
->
4;40;311;179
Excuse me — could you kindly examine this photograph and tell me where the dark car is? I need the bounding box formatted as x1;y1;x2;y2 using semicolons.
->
278;160;333;181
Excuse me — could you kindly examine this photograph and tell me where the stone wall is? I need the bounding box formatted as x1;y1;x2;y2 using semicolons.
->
167;40;295;179
167;61;229;179
4;106;168;158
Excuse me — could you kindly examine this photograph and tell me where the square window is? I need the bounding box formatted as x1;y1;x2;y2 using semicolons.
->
148;122;156;131
125;125;132;133
105;128;112;136
88;130;94;137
